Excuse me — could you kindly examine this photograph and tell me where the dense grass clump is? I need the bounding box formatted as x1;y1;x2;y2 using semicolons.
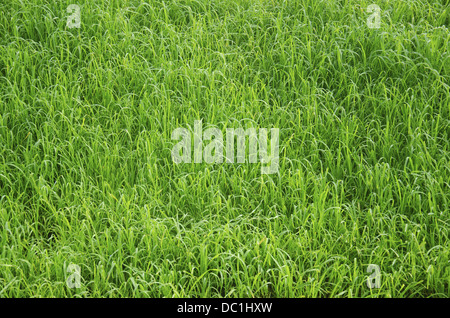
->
0;0;449;297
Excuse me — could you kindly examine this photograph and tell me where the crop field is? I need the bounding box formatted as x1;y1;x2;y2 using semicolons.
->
0;0;449;298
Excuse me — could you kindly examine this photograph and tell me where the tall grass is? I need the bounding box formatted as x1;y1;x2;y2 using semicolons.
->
0;0;449;297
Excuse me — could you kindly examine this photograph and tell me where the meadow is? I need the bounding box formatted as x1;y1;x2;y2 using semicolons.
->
0;0;449;297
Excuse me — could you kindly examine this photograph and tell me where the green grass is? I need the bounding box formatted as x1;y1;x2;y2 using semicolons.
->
0;0;449;297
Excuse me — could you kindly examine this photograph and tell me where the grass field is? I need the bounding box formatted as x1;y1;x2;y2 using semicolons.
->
0;0;449;297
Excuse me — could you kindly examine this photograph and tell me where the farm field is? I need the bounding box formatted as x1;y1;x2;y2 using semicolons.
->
0;0;449;297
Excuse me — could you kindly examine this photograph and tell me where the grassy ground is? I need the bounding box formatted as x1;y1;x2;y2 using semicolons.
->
0;0;449;297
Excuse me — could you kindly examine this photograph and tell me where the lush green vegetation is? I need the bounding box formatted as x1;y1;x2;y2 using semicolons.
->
0;0;449;297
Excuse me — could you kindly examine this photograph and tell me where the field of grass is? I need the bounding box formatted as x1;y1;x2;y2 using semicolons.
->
0;0;449;297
